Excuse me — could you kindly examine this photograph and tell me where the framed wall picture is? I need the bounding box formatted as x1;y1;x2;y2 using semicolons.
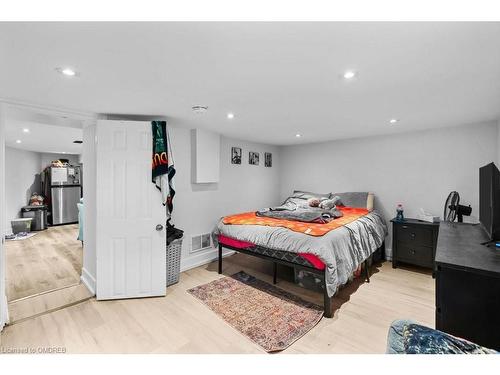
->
249;151;259;165
265;152;272;167
231;147;242;164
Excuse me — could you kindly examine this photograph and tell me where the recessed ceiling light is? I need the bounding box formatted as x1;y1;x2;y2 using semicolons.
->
295;133;302;138
55;67;78;77
343;70;356;79
16;140;21;144
22;128;30;133
389;118;399;124
227;113;235;119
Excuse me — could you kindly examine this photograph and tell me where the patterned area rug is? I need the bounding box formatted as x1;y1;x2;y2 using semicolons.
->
187;271;323;352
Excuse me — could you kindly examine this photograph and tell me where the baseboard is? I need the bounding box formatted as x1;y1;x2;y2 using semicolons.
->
80;267;96;296
385;247;393;261
180;247;235;273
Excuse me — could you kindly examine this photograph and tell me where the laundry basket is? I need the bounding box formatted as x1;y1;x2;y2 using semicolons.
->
166;238;182;286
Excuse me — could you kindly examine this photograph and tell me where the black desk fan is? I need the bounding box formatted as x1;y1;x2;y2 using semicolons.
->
444;191;472;222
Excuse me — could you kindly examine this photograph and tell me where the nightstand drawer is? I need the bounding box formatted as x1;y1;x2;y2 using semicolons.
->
396;224;433;246
396;242;433;267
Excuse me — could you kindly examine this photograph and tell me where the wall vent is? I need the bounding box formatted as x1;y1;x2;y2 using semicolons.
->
190;233;212;253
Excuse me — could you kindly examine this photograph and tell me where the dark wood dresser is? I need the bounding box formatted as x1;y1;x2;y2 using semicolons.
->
391;218;440;270
435;222;500;351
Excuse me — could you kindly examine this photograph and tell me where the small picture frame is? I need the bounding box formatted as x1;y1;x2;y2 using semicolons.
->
249;151;259;166
264;152;272;167
231;147;242;165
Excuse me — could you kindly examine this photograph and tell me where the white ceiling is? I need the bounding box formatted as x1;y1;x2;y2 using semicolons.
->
1;22;500;145
3;106;84;153
5;119;83;154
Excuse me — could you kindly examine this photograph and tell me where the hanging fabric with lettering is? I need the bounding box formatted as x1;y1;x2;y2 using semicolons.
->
152;120;176;217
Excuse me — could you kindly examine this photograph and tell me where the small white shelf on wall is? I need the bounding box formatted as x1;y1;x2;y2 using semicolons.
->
192;128;220;183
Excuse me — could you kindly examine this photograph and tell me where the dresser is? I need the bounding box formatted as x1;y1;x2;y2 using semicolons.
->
391;218;440;270
435;222;500;351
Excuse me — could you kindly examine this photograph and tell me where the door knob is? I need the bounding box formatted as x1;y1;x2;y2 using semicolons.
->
156;224;164;231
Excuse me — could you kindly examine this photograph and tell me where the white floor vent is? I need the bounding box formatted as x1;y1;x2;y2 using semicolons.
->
190;233;212;253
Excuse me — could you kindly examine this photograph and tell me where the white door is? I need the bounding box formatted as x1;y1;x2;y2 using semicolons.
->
96;120;166;300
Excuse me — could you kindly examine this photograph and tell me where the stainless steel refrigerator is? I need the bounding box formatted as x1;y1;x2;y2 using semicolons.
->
47;166;82;225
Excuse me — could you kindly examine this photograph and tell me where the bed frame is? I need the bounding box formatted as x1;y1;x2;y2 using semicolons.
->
218;241;385;318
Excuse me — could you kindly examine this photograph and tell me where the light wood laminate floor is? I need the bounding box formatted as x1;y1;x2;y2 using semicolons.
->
0;254;435;353
5;224;82;301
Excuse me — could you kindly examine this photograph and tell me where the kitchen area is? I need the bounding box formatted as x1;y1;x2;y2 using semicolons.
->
3;111;85;304
10;157;83;235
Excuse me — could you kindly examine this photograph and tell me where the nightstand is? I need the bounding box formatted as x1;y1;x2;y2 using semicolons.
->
391;218;440;271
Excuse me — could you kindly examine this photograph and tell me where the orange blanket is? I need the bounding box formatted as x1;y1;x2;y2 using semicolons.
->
222;206;370;237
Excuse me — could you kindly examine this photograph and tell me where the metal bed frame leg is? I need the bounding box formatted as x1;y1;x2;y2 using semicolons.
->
323;277;333;318
364;259;370;283
218;243;222;274
273;262;277;284
380;240;386;261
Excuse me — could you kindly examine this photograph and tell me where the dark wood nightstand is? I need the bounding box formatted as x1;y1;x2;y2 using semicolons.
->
391;218;440;271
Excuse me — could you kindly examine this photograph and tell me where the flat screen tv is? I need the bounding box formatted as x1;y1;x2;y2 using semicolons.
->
479;162;500;241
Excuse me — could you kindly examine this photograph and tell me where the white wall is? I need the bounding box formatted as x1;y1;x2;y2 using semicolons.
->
169;124;281;271
40;152;80;170
4;147;42;231
279;121;498;257
497;120;500;166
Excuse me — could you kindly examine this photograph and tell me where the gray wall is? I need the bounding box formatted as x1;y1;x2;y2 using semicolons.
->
169;124;281;271
279;121;498;257
5;147;42;230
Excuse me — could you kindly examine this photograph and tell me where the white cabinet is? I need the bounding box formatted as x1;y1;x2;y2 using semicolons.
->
192;129;220;183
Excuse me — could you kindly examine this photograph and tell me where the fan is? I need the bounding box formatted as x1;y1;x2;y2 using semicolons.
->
443;191;472;222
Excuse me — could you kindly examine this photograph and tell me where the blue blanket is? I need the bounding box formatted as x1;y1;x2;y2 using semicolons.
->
387;320;497;354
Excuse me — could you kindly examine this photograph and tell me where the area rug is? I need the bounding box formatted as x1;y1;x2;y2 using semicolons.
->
187;271;323;352
5;232;38;241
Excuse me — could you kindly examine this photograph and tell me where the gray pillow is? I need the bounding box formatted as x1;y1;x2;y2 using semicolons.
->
292;190;332;199
334;192;369;208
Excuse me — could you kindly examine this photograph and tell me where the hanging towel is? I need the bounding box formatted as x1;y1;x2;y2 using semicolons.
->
152;121;176;217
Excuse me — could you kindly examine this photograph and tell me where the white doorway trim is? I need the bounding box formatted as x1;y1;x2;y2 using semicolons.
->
0;97;95;121
81;120;97;295
0;101;97;332
0;102;8;330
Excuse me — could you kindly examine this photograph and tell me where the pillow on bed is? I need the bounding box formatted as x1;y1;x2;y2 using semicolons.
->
283;191;332;208
291;190;332;199
334;192;369;208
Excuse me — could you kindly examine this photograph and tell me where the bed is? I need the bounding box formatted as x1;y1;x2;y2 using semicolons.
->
213;191;388;318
